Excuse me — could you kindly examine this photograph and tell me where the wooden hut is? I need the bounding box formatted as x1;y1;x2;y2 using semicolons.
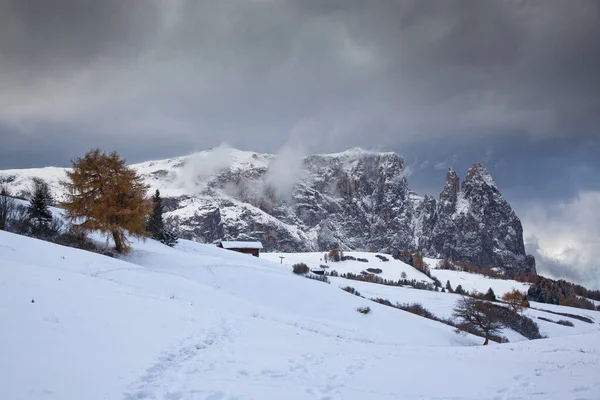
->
217;241;263;257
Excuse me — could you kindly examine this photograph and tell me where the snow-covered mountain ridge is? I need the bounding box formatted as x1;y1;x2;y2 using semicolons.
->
0;147;535;275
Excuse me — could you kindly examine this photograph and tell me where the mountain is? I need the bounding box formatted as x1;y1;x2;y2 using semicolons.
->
0;147;535;275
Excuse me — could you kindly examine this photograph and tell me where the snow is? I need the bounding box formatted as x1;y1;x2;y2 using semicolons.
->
424;257;531;297
263;251;433;283
219;240;264;249
2;231;600;399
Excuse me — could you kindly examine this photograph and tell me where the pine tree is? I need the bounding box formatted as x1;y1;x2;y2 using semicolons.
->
147;190;164;238
61;149;150;254
455;284;466;295
446;280;454;293
28;180;53;234
485;287;497;302
146;189;178;247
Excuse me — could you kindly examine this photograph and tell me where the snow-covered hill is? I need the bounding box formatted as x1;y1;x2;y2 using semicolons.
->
1;231;599;399
0;146;536;275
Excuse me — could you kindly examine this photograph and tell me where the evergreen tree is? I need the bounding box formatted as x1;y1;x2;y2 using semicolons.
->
28;180;53;234
147;190;165;238
485;287;497;302
146;189;178;247
455;284;466;295
446;280;454;293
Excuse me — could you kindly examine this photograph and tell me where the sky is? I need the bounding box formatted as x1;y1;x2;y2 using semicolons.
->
0;0;599;288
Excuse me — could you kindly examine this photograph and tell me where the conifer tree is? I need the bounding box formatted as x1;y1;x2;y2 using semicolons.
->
61;149;150;254
28;180;53;234
147;189;164;238
146;189;177;247
485;287;497;302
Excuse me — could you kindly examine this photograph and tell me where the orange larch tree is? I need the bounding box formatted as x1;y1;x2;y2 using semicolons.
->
61;149;150;254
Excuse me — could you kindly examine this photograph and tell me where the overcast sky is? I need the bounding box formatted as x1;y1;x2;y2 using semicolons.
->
1;0;599;288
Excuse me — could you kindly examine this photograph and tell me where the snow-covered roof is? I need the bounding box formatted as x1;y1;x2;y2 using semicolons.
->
219;241;263;250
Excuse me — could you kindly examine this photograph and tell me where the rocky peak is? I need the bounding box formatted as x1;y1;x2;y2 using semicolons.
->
464;163;497;189
426;163;535;276
440;168;460;204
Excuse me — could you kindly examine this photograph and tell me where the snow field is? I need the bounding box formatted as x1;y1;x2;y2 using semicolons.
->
1;232;600;399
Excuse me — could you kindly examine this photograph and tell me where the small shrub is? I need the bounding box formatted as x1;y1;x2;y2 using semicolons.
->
356;306;371;314
437;259;455;270
292;263;310;275
319;264;329;269
306;274;330;284
366;268;382;274
341;286;361;297
397;302;435;320
557;319;575;327
328;249;341;262
532;307;593;324
372;298;394;307
341;255;356;261
356;258;369;263
537;317;574;327
375;255;389;262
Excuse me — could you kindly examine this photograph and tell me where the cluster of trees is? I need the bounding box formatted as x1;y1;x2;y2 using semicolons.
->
527;276;598;311
0;149;177;255
326;270;438;292
395;249;431;277
0;179;61;239
436;258;507;280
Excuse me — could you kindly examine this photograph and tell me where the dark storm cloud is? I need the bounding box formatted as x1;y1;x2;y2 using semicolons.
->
1;0;599;165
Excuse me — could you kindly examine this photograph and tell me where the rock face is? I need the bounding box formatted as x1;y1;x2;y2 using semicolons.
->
423;164;535;275
0;147;536;275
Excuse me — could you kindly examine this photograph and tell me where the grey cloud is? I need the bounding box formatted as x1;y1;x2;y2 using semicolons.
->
525;236;599;290
1;0;599;162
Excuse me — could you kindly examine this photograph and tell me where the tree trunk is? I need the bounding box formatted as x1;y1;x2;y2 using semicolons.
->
483;333;489;346
112;229;123;253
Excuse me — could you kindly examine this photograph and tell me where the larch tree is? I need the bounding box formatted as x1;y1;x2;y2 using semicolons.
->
453;297;505;345
61;149;150;254
502;289;529;313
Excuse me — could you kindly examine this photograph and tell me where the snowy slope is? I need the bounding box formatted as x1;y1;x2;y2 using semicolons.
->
2;231;600;400
263;251;433;283
424;257;531;297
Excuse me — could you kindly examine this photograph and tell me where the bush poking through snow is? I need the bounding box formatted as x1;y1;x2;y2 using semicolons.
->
366;268;382;274
356;258;369;263
356;306;371;314
306;274;330;284
341;286;361;297
375;255;389;262
292;263;310;275
557;319;575;327
538;316;574;327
